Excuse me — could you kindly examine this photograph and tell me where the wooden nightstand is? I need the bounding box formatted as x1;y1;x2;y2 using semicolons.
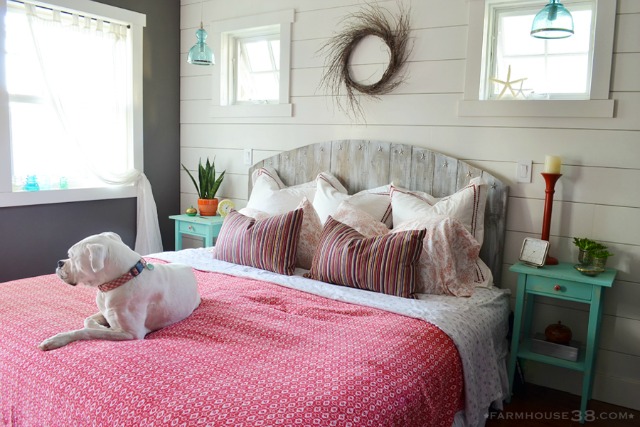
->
507;262;617;423
169;214;225;250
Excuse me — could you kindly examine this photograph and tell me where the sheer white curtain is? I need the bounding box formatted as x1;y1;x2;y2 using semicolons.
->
24;3;162;254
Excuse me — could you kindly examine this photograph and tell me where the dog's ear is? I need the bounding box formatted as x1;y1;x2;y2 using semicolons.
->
86;243;107;272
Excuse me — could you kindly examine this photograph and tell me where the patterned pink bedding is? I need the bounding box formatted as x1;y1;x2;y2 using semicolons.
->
0;266;463;427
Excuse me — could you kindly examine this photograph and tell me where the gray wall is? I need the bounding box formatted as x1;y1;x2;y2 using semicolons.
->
0;0;180;282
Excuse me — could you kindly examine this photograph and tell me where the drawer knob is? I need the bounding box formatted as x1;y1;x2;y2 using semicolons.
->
554;284;561;291
188;225;194;231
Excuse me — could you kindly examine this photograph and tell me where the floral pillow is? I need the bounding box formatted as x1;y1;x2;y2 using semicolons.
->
332;200;389;238
392;215;488;296
213;208;303;275
246;167;316;215
390;177;488;245
294;198;322;270
306;216;425;298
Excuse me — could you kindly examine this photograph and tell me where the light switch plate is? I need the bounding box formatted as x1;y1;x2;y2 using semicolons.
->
243;149;253;166
516;160;532;183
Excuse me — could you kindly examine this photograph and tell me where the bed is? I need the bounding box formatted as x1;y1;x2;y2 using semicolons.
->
0;140;510;427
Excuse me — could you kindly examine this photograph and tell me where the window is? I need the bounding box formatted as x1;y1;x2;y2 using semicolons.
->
210;9;294;118
486;1;595;100
0;0;145;206
459;0;616;118
233;30;280;104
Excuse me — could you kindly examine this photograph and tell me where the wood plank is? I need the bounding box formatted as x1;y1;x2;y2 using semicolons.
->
180;92;640;131
180;124;640;170
407;146;435;194
480;172;509;286
293;26;468;69
388;143;413;190
431;153;458;198
615;14;640;53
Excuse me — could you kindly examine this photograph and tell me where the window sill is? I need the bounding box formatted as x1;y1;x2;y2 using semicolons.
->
210;103;293;118
0;184;136;207
457;99;614;118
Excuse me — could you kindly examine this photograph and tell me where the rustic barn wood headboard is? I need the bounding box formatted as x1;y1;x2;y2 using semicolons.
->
249;140;509;286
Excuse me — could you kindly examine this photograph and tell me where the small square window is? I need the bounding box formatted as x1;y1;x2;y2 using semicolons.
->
484;1;595;100
459;0;616;118
211;10;294;118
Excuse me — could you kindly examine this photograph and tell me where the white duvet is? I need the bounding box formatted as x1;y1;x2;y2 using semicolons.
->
150;248;510;427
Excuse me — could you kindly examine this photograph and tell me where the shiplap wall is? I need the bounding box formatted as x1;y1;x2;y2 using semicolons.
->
180;0;640;410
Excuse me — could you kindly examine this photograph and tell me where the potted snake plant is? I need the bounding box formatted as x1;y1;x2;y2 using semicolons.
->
181;158;225;216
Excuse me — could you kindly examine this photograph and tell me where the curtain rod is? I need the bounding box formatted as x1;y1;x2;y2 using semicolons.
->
8;0;131;29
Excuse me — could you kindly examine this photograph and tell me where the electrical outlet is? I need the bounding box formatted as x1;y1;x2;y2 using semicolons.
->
243;149;253;166
516;160;532;183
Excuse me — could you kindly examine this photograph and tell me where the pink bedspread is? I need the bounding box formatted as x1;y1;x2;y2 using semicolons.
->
0;265;463;427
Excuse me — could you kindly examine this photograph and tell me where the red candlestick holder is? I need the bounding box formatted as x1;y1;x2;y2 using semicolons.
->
541;172;562;265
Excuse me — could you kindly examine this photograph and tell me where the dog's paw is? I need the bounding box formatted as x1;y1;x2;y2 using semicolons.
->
38;335;67;351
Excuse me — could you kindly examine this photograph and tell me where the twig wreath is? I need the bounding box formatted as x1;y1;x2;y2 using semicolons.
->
318;2;411;120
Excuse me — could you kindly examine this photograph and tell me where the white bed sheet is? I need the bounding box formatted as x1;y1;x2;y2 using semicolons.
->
150;248;510;427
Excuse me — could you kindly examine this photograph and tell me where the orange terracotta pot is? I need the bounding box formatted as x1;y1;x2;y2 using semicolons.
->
198;198;219;216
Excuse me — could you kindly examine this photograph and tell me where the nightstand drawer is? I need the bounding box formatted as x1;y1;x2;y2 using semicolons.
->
178;221;209;236
527;276;593;301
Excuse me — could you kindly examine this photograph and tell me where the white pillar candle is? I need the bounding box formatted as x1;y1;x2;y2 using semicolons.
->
543;155;562;174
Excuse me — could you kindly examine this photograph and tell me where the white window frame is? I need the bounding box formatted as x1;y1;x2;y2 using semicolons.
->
458;0;616;118
210;9;294;118
0;0;145;207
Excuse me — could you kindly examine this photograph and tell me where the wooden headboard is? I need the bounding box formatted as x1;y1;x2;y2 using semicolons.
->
249;140;509;286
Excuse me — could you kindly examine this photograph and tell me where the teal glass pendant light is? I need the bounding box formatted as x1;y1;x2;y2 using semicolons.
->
187;1;214;66
531;0;574;39
188;24;214;66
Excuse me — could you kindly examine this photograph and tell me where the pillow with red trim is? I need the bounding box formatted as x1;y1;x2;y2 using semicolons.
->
390;177;488;245
246;167;316;215
305;216;425;298
312;173;392;227
214;208;303;275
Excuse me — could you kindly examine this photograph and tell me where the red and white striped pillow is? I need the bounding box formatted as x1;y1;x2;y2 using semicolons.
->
305;216;425;298
214;208;304;275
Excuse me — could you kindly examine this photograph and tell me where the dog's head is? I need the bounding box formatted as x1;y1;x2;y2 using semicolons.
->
56;232;139;287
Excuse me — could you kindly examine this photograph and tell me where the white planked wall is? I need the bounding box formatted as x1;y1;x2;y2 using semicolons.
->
180;0;640;410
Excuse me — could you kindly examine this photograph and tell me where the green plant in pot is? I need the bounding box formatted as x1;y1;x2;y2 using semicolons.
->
181;158;225;216
572;237;606;266
589;248;614;269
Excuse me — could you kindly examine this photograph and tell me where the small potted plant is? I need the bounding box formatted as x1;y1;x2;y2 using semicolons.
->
572;237;605;265
589;248;614;269
181;158;225;216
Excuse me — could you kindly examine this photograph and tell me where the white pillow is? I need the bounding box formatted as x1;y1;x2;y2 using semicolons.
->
390;177;488;245
246;167;316;216
313;174;392;226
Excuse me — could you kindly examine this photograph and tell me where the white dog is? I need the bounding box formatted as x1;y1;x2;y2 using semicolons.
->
39;232;201;351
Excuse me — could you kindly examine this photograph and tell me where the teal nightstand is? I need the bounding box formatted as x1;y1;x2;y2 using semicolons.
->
507;262;617;423
169;214;225;250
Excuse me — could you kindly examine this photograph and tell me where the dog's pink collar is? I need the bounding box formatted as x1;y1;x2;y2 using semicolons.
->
98;259;153;292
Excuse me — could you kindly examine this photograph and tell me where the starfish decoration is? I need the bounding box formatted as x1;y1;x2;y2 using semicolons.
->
491;65;527;99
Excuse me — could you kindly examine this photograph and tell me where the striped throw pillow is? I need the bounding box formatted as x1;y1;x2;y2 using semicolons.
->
306;216;425;298
214;208;304;275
